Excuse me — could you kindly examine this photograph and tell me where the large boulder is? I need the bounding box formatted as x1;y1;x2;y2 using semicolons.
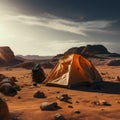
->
0;97;10;120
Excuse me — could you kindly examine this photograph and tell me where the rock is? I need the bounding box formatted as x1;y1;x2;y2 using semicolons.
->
0;83;17;96
0;75;20;96
32;64;46;83
91;100;111;106
74;110;80;114
68;105;73;108
18;96;22;99
56;91;60;94
116;76;120;81
13;61;35;69
75;101;80;103
0;46;15;62
11;77;18;82
40;102;59;111
33;91;46;98
0;74;6;82
0;97;10;120
54;113;65;120
0;78;15;86
56;94;71;102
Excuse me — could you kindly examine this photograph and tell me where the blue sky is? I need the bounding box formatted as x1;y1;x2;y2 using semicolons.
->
0;0;120;55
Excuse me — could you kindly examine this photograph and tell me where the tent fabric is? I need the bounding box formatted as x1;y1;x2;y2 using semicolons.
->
43;54;102;88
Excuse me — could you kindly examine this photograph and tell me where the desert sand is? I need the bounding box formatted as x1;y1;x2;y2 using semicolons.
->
0;64;120;120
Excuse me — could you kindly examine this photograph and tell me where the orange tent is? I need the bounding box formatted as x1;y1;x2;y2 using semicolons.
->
43;54;102;88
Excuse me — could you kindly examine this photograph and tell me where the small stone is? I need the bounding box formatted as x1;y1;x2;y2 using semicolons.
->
18;96;21;99
74;110;80;114
33;91;46;98
75;101;79;103
0;83;17;96
56;94;71;102
99;100;111;106
68;105;73;108
56;91;60;94
91;100;111;106
40;102;59;111
54;113;65;120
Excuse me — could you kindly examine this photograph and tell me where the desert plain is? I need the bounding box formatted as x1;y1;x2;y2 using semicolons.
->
0;64;120;120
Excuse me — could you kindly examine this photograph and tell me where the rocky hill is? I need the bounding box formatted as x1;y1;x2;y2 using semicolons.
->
0;47;15;62
64;45;110;57
0;46;23;66
52;45;120;62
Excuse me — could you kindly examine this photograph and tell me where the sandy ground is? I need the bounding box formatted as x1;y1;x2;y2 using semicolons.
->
0;65;120;120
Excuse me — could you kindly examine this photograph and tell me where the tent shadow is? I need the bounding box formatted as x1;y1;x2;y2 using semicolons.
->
72;81;120;94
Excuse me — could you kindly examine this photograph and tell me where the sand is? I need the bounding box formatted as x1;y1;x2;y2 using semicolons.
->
0;65;120;120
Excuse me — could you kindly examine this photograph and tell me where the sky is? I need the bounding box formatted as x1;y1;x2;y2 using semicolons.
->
0;0;120;56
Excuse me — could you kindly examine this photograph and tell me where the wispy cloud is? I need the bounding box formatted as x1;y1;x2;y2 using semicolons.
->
4;14;116;36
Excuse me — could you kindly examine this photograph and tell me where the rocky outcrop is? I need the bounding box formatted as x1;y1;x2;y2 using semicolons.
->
0;46;23;66
0;46;15;63
64;45;109;57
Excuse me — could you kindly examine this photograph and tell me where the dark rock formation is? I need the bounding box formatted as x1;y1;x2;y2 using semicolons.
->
64;45;109;57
